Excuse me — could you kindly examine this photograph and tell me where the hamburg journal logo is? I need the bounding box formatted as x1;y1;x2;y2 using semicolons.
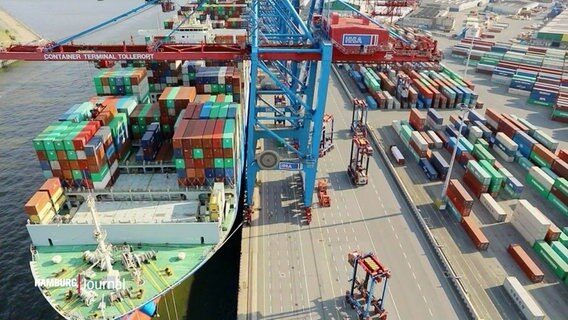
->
35;274;126;293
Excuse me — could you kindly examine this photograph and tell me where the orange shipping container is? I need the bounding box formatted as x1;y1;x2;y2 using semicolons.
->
461;216;489;250
507;244;544;283
24;191;51;215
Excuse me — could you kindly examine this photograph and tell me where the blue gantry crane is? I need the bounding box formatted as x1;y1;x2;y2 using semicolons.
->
0;0;442;223
346;251;391;320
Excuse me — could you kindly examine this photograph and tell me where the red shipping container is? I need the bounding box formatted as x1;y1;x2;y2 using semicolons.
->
545;224;562;242
484;108;501;123
435;131;449;147
201;120;216;149
498;118;519;139
551;158;568;179
420;131;434;148
551;186;568;204
410;139;427;158
532;144;559;167
212;119;225;149
493;160;504;171
558;149;568;162
461;216;489;250
502;114;529;133
36;150;47;161
409;109;425;131
56;151;67;161
507;244;544;283
447;179;474;216
458;152;475;167
463;170;488;198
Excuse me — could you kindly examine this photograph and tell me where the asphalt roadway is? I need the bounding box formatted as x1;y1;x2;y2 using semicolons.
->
242;72;468;319
334;62;568;319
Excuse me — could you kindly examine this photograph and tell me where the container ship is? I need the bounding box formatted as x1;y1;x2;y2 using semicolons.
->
23;5;248;320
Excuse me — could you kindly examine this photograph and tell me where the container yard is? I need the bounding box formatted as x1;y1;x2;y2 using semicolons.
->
1;1;568;320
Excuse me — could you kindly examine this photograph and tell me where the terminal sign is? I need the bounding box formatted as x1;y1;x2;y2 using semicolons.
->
278;161;302;171
342;34;378;47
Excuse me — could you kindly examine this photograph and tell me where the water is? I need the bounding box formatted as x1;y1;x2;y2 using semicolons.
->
0;1;240;319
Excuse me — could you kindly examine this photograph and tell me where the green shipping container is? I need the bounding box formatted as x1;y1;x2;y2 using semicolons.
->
467;161;492;186
222;120;235;148
516;155;533;171
527;175;551;198
66;150;77;161
533;241;568;280
193;149;204;159
210;104;221;118
473;144;495;164
560;233;568;247
477;139;489;150
530;151;552;168
175;159;185;169
91;164;110;182
72;170;83;180
551;241;568;264
47;151;58;161
547;192;568;216
554;178;568;196
214;158;224;168
479;160;504;192
224;158;234;168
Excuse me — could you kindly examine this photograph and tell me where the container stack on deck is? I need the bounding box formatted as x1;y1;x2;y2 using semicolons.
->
33;108;122;190
172;66;244;187
24;178;66;225
93;68;150;103
119;60;183;100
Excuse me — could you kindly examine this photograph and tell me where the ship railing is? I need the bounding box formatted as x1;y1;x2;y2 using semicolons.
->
29;244;38;261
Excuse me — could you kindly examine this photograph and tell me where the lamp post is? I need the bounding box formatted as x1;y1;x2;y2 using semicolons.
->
436;103;472;210
463;26;476;79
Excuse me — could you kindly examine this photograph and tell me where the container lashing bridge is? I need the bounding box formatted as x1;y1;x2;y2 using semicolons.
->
0;0;442;222
346;251;391;320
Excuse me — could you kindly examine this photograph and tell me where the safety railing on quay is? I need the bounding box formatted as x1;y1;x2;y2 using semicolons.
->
331;64;482;320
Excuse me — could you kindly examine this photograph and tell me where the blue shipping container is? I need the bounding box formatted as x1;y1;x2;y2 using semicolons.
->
430;151;449;179
419;158;439;181
513;131;537;158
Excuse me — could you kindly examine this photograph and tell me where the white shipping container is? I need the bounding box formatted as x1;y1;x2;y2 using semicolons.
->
470;126;484;139
528;166;554;191
493;145;515;162
532;130;559;152
513;200;551;232
503;277;545;320
510;214;545;245
411;131;428;151
498;167;514;179
393;98;401;110
496;132;519;152
427;131;443;149
486;117;499;131
384;91;394;109
392;120;402;135
93;172;112;190
480;193;507;222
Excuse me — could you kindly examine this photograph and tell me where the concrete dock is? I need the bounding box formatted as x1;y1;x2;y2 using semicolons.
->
0;7;41;67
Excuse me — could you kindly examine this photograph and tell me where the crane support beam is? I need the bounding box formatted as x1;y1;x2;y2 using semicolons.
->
0;46;438;62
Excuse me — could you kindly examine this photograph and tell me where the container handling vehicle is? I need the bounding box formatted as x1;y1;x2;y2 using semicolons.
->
352;98;369;138
348;137;373;186
346;250;391;320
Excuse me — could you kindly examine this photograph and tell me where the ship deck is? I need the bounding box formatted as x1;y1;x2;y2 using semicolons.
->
69;200;200;224
32;243;213;320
